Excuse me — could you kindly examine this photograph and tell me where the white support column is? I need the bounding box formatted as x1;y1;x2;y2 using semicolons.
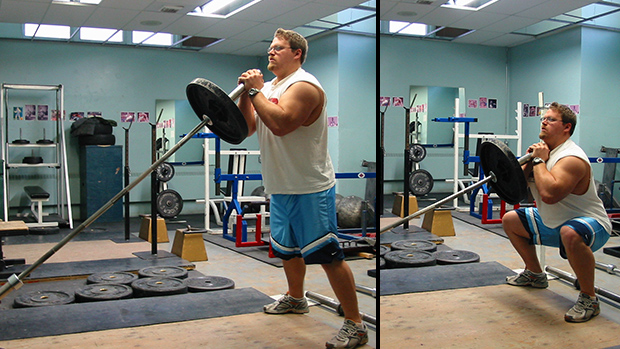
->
453;98;460;207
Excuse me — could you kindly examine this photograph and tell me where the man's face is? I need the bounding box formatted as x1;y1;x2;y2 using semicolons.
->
267;36;295;72
539;108;565;140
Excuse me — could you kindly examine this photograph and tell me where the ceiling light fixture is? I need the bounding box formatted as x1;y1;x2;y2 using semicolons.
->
52;0;102;5
441;0;497;11
189;0;261;19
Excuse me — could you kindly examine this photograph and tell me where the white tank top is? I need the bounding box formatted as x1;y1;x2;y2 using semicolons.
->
529;139;611;232
256;68;335;194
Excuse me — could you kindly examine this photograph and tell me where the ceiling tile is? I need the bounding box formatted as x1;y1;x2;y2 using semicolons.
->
482;15;541;33
229;22;281;42
0;0;48;24
83;7;140;29
483;33;535;47
162;15;221;36
99;0;155;11
451;10;508;30
268;2;343;27
123;11;184;32
418;7;474;27
43;3;98;27
229;0;306;22
197;19;261;39
381;3;440;23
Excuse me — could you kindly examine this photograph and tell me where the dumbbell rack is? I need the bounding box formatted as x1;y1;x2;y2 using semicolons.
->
0;83;73;228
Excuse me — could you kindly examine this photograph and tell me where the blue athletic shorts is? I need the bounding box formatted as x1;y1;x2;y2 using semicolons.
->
516;207;610;259
269;186;344;265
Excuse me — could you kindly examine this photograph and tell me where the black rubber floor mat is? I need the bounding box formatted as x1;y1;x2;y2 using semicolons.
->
380;261;516;296
0;287;271;341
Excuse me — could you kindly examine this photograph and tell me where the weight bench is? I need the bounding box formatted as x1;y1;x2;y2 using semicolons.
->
22;186;58;228
0;220;28;271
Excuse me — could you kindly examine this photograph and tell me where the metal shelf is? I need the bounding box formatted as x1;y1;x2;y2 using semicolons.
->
1;82;73;229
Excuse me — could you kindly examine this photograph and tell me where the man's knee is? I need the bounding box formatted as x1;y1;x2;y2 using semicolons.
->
560;227;587;250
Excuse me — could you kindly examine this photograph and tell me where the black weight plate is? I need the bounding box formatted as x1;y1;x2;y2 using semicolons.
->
435;250;481;264
156;189;183;218
390;239;437;252
36;139;54;144
156;162;175;182
138;266;188;279
185;276;235;292
13;139;29;144
131;277;188;297
14;290;74;308
409;143;427;163
479;139;528;205
75;283;133;302
379;257;386;269
87;271;138;285
409;169;434;196
384;250;436;269
379;245;389;256
23;156;43;164
186;78;248;145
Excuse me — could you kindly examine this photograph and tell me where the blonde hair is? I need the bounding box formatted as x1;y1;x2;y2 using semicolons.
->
549;102;577;136
274;28;308;64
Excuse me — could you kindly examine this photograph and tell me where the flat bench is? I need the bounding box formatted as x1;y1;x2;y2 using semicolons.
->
22;186;57;227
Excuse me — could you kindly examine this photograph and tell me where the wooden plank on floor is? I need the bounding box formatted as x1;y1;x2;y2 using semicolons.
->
380;284;620;348
0;312;342;348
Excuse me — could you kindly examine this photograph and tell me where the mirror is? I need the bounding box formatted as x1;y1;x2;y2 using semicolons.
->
409;86;465;145
155;99;204;164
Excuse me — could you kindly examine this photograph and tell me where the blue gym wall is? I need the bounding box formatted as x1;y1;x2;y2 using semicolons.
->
381;26;620;203
380;36;509;194
0;31;375;219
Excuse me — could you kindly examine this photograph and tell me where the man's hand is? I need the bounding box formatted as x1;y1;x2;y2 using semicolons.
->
238;69;264;92
527;141;550;161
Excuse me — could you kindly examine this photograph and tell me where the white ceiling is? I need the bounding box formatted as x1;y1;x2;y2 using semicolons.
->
0;0;375;55
380;0;619;47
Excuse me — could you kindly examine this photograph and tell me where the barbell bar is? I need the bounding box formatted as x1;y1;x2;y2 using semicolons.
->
305;290;377;326
380;139;532;234
545;265;620;305
0;80;249;300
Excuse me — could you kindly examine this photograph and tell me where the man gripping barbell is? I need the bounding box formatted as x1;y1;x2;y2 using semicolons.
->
502;102;611;323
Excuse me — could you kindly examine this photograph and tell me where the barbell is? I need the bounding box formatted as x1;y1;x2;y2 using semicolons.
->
0;79;250;299
381;139;532;234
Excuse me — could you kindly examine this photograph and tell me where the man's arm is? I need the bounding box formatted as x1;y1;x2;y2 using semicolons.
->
533;156;588;204
250;81;322;137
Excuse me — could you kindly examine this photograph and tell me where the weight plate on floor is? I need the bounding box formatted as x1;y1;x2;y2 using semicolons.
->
379;245;389;256
379;257;386;269
384;250;436;269
156;162;175;182
138;266;188;279
13;290;75;308
409;169;433;196
390;239;437;252
131;277;188;297
409;143;427;163
185;276;235;292
435;250;481;264
156;189;183;218
87;271;138;285
75;283;133;302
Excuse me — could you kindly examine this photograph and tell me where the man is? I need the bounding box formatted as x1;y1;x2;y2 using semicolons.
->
236;28;368;348
502;102;611;323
